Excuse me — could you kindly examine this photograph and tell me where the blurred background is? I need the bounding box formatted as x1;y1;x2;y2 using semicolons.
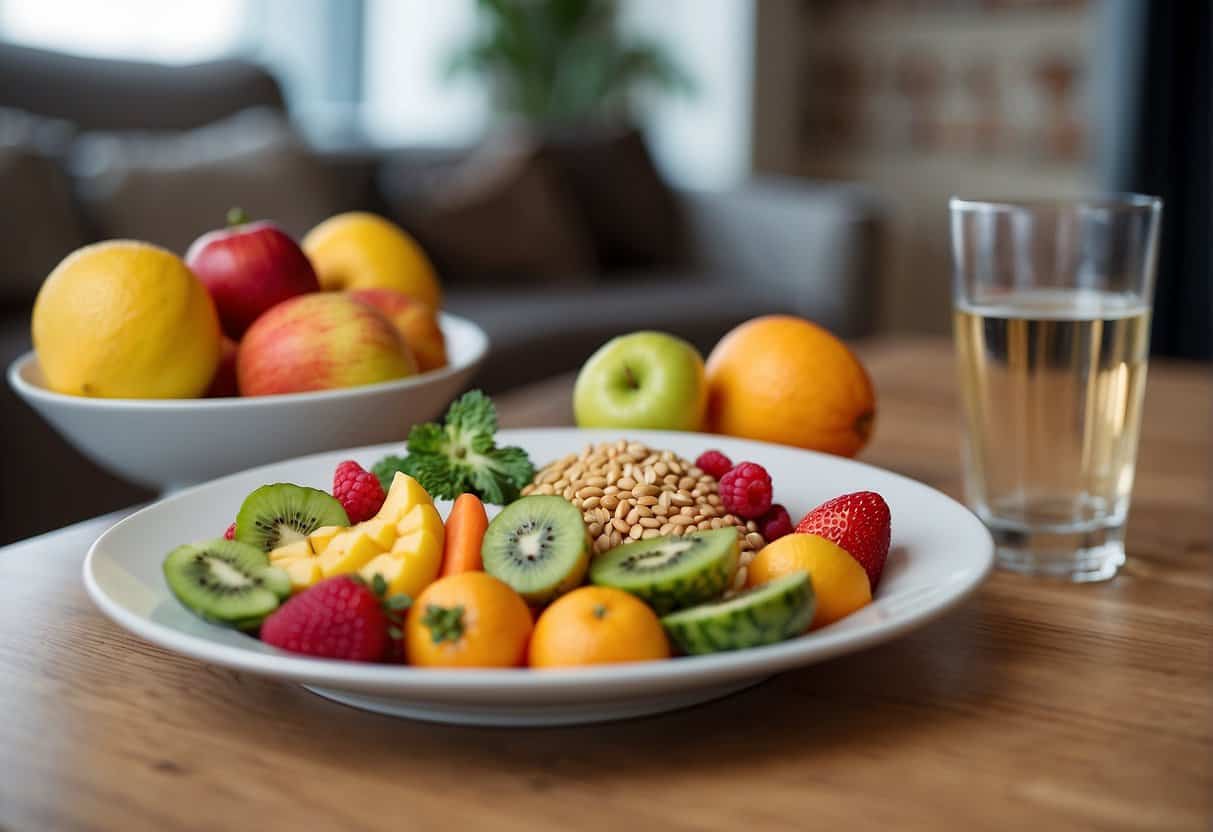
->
0;0;1208;541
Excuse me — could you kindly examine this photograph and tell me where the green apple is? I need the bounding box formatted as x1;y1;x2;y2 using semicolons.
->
573;331;707;430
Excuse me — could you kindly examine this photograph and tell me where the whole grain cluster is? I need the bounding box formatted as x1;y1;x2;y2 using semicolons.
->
522;440;765;588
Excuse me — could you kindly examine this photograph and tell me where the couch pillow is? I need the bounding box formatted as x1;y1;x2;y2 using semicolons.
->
69;109;341;254
386;135;598;285
537;125;687;269
0;105;76;157
0;108;89;301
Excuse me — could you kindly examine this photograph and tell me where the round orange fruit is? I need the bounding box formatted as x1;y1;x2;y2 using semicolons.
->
705;315;875;456
405;572;532;668
529;586;670;668
747;533;871;629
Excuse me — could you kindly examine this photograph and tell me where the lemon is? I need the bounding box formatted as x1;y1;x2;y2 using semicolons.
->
302;212;442;309
32;240;221;398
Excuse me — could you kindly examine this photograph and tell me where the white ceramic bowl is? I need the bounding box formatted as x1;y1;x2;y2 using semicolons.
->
85;429;994;726
8;312;488;491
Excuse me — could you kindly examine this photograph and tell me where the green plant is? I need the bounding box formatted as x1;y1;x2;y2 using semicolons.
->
447;0;693;126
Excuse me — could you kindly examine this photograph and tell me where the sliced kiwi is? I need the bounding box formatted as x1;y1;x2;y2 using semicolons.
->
589;528;740;614
163;539;291;630
482;495;590;603
661;571;815;656
234;483;349;552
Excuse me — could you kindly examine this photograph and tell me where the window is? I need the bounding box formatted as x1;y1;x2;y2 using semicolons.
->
0;0;250;63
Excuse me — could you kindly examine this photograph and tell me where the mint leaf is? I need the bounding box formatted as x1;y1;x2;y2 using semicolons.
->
399;390;534;503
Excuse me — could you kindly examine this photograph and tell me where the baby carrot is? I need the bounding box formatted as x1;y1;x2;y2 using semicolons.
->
440;493;489;577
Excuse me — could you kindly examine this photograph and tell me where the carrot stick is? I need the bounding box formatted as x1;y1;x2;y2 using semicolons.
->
440;493;488;577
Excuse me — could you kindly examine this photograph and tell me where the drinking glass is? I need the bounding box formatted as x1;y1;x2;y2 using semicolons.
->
950;195;1162;581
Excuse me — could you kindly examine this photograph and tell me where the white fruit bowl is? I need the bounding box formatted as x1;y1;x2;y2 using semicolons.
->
8;312;488;492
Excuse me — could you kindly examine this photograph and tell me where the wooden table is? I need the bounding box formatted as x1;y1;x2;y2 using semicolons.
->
1;337;1208;831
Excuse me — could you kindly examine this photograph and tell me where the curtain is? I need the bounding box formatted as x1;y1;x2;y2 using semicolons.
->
1103;0;1211;359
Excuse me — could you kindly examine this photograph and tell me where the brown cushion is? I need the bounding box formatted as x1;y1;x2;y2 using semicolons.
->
537;125;686;269
69;109;341;254
390;135;598;284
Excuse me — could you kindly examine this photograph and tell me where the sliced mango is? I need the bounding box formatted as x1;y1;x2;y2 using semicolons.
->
308;525;343;554
375;472;432;522
318;530;385;577
397;502;445;539
268;473;441;594
279;558;323;592
361;518;397;550
271;539;314;560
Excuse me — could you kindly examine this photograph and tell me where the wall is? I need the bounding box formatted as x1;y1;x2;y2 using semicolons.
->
753;0;1099;335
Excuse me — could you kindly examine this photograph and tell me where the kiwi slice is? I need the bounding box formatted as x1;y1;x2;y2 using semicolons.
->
482;495;590;603
163;539;291;630
234;483;349;552
661;571;816;656
589;528;740;614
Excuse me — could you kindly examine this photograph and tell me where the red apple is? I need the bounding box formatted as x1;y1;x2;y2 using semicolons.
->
205;336;239;397
237;293;417;396
347;288;448;372
186;208;320;338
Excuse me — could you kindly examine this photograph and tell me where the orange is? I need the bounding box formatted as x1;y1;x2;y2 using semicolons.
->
705;315;875;457
302;212;442;309
405;572;532;668
529;587;670;668
747;533;871;629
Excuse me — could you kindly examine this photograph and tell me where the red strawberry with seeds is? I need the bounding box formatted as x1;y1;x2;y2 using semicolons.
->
796;491;891;589
333;460;386;523
260;575;410;662
223;522;236;540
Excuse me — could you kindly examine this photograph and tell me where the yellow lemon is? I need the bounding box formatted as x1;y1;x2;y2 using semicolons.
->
32;240;221;398
747;533;871;629
302;212;442;309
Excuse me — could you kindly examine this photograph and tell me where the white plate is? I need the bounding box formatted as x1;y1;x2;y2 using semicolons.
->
84;429;993;726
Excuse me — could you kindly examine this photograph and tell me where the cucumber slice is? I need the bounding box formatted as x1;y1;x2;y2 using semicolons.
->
661;571;815;655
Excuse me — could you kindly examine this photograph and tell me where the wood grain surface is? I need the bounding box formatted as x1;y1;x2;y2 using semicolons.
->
0;337;1208;832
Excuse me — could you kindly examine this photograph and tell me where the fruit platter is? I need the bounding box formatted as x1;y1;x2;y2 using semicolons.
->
85;392;994;726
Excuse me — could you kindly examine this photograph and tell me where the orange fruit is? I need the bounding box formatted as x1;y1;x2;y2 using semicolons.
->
529;587;670;668
747;533;871;629
405;572;532;668
705;315;875;456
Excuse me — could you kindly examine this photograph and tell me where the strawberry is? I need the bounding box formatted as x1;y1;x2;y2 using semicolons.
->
795;491;891;589
261;575;410;662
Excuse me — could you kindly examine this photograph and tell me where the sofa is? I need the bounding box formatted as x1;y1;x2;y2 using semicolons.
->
0;44;884;542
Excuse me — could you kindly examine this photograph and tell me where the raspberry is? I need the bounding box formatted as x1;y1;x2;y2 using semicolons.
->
223;523;236;540
333;460;386;523
695;450;733;480
758;504;793;542
261;576;389;661
718;461;773;519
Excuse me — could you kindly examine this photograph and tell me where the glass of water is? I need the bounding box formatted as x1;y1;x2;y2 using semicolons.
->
950;195;1162;581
